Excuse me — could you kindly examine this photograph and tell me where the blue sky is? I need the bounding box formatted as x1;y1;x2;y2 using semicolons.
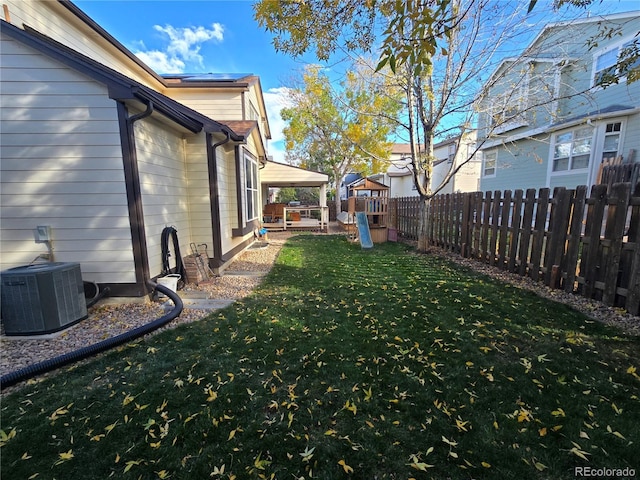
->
74;0;639;162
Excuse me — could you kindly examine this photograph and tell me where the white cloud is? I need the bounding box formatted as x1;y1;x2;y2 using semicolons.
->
134;23;224;73
263;87;294;163
135;50;185;74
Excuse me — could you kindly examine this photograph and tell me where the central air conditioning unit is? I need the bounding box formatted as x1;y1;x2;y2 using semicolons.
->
0;262;87;336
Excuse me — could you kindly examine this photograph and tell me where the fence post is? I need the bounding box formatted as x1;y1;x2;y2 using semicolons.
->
581;184;608;299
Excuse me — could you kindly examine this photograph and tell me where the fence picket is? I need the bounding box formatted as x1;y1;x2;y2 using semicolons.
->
602;183;632;305
581;184;608;298
498;190;512;269
545;187;572;287
508;190;523;272
489;191;501;266
530;188;550;281
564;186;587;293
518;189;537;276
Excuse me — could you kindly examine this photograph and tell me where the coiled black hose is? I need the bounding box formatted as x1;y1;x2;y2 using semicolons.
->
84;281;111;309
161;226;186;289
0;281;183;391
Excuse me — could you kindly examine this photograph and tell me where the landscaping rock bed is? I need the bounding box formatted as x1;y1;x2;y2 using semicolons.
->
0;233;292;390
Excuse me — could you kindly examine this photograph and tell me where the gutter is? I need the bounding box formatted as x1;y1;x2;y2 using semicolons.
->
118;100;155;295
208;131;231;269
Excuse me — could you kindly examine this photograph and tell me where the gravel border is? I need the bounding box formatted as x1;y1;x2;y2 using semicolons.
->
2;227;637;395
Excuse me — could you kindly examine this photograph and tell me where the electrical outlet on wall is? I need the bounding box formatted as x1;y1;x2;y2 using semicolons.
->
34;225;51;243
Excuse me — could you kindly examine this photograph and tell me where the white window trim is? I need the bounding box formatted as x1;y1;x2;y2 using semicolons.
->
482;151;497;178
244;150;259;222
488;69;531;135
547;125;595;184
591;34;639;88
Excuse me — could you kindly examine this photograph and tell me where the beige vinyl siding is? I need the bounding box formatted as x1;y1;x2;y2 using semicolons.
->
216;146;242;255
0;33;135;283
134;117;193;278
4;0;162;90
184;135;214;251
166;89;244;120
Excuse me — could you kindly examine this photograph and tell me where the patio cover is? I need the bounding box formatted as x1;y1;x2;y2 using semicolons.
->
261;160;329;187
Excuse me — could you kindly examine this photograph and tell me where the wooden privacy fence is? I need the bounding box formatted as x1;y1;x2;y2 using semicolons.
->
388;183;640;315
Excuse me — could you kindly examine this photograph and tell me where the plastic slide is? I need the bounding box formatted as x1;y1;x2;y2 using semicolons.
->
355;212;374;249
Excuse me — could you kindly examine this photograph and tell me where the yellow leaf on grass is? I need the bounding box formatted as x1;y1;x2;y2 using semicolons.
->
539;427;547;437
569;447;590;461
409;462;434;471
0;428;17;446
228;429;237;441
455;418;470;432
55;449;74;465
534;461;547;471
481;461;491;468
338;459;354;474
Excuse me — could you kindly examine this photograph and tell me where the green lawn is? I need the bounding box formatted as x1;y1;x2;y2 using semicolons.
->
2;235;639;479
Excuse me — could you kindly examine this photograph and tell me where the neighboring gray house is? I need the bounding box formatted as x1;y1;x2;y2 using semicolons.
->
476;11;640;192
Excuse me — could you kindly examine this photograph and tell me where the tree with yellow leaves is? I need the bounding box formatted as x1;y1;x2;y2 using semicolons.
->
281;64;402;215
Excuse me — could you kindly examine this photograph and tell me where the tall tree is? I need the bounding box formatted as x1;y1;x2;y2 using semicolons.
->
256;0;629;251
281;65;401;214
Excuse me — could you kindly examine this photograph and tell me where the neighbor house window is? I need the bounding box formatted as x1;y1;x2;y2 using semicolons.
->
552;125;593;172
483;151;496;177
448;143;456;163
245;152;259;221
593;38;640;87
601;122;622;163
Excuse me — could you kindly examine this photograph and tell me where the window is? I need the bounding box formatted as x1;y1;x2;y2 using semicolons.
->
486;68;531;134
244;152;259;221
552;126;593;172
593;38;640;87
447;143;456;164
483;151;496;177
601;122;622;163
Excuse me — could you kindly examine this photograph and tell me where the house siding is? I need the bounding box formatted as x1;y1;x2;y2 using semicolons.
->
133;116;195;279
3;0;162;90
481;135;552;192
166;89;244;121
0;33;136;283
185;135;214;252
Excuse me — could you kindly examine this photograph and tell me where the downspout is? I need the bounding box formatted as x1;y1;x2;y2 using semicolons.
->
208;131;231;269
120;100;154;294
